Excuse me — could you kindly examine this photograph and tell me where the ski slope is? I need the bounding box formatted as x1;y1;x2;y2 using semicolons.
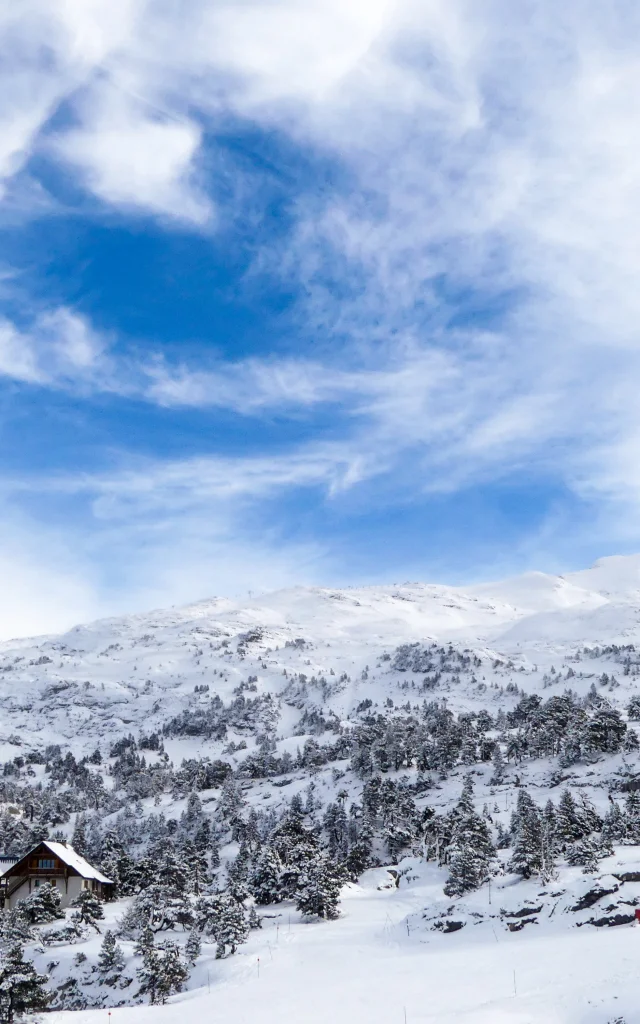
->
46;858;640;1024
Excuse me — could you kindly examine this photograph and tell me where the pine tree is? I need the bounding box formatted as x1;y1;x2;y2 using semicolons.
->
133;925;155;958
136;946;161;1005
194;891;249;957
250;847;282;905
0;945;49;1024
567;835;602;873
97;930;125;976
137;937;188;1005
17;883;64;925
555;790;587;847
247;905;262;930
509;790;543;878
185;930;201;965
155;943;189;1003
490;745;506;785
71;888;104;931
295;856;342;920
444;777;495;896
540;801;558;883
214;895;249;958
602;801;627;844
71;814;88;856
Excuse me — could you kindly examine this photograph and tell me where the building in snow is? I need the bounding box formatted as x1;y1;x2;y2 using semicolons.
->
0;840;114;910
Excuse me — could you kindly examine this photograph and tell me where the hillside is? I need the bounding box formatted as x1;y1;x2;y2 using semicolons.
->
3;556;640;1024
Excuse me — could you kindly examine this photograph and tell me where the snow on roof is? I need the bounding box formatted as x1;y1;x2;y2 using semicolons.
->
0;855;18;877
42;841;113;884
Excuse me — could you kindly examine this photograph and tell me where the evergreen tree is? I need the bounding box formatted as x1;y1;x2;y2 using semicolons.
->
295;856;342;920
602;801;628;844
17;883;64;925
185;930;201;965
71;814;88;856
490;745;506;785
250;847;283;905
155;943;189;1004
137;934;188;1005
509;790;543;878
0;945;49;1024
555;790;588;847
71;888;104;931
97;930;125;976
624;790;640;842
567;835;603;873
444;777;495;896
194;892;249;957
213;896;249;958
133;925;155;958
136;946;162;1005
540;801;558;882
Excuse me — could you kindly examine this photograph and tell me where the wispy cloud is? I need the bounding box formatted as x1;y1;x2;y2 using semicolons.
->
4;1;640;633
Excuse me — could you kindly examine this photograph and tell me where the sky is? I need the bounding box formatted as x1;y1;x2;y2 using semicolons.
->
3;0;640;637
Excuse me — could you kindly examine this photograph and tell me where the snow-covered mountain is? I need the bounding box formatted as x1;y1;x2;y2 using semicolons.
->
2;554;640;757
5;555;640;1024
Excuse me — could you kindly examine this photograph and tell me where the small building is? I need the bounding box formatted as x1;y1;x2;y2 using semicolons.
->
0;840;114;911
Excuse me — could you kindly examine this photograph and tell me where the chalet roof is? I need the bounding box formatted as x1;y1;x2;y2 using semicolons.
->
40;841;113;884
0;856;18;877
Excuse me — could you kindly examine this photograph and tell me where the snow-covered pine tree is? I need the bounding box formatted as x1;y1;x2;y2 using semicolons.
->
97;930;126;975
154;942;189;1004
250;846;283;905
0;945;49;1024
17;882;64;925
624;790;640;842
567;835;603;873
509;790;543;878
214;895;249;958
555;790;588;847
185;930;201;965
136;946;162;1005
602;800;628;844
490;745;506;785
444;776;495;896
71;814;88;857
133;925;155;958
540;801;558;882
71;888;104;931
295;855;343;920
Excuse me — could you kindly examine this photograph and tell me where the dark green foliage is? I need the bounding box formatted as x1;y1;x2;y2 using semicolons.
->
444;776;495;896
71;888;104;930
17;883;64;925
97;930;126;978
0;945;49;1024
295;856;343;919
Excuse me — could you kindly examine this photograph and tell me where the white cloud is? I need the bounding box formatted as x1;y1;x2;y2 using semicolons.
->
5;0;640;628
0;307;116;390
53;88;212;225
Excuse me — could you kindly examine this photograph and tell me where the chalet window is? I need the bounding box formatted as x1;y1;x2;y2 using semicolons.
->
38;858;55;869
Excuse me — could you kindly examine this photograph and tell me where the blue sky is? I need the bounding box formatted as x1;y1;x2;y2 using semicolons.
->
2;0;640;636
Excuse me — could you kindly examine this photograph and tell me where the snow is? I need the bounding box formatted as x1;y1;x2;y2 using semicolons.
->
40;861;640;1024
10;554;640;1022
42;842;113;884
4;553;640;756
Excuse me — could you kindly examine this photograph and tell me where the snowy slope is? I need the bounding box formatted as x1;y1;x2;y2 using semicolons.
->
3;554;640;757
7;555;640;1024
43;858;640;1024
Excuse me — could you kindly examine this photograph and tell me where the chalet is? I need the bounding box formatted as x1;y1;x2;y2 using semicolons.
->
0;840;114;911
